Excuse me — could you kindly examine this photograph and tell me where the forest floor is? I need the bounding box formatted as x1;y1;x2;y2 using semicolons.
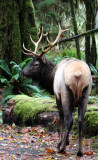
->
0;124;98;160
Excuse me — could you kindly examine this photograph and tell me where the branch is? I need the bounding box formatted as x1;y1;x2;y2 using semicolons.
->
59;28;98;43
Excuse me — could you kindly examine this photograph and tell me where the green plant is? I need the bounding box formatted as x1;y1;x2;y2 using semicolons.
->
90;64;98;89
0;59;50;104
90;64;98;77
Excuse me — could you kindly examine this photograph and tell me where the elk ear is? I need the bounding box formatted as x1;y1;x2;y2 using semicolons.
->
41;55;47;64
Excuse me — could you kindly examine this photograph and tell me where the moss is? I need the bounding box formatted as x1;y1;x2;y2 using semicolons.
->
72;105;98;137
12;95;56;125
20;0;38;59
84;111;98;136
0;0;22;64
0;0;38;64
92;142;98;149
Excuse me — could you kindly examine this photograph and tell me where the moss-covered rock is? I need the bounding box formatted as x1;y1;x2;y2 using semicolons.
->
72;105;98;137
12;95;56;125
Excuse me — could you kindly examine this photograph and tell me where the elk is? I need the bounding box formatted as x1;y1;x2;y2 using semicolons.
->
22;24;92;157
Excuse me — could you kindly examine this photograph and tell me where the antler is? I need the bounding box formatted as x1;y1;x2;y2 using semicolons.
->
23;27;45;57
23;24;69;57
41;24;69;56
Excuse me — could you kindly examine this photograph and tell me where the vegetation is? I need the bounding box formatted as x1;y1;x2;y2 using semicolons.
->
13;95;56;125
0;58;51;104
72;105;98;137
0;1;97;159
3;94;98;137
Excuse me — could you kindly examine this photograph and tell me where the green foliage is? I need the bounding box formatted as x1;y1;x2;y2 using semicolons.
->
0;59;50;104
90;64;98;92
89;96;98;104
90;64;98;76
34;0;67;34
47;48;86;64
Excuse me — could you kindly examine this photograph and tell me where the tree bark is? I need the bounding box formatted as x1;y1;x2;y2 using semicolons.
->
84;0;97;66
0;0;37;64
0;0;22;64
19;0;38;60
69;0;81;59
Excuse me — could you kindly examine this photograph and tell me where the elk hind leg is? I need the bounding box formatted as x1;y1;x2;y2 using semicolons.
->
56;97;64;149
77;86;89;157
58;104;73;153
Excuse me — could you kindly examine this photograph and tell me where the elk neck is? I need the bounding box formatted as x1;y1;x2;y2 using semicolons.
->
39;59;56;94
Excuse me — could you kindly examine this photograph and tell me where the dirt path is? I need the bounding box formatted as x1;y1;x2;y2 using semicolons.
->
0;124;97;160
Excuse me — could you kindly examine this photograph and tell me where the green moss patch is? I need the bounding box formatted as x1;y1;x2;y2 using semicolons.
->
12;95;56;125
72;105;98;137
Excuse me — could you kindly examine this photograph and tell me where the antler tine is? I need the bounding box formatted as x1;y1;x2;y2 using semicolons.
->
52;23;69;46
23;27;45;57
40;23;69;56
23;24;69;58
29;27;44;55
23;43;34;56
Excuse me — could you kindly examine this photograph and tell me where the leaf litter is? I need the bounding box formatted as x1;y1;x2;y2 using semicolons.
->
0;124;97;160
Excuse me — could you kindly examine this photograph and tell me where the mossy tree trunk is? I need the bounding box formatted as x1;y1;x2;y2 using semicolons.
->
84;0;97;66
19;0;38;59
69;0;81;59
0;0;37;64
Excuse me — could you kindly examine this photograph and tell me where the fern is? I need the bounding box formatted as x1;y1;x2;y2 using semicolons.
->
0;58;50;104
90;64;98;76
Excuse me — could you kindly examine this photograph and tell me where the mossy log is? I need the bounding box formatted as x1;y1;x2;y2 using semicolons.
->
3;95;57;126
3;95;98;137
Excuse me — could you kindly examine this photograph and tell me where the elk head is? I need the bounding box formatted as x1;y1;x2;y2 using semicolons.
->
21;24;69;90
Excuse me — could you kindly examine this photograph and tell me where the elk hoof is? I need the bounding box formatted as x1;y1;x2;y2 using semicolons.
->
57;145;65;153
57;142;61;149
77;151;83;157
57;148;64;153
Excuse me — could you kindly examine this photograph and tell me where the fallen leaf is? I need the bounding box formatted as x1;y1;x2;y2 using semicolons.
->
84;150;93;155
52;116;58;124
45;148;55;154
6;125;12;130
20;127;31;134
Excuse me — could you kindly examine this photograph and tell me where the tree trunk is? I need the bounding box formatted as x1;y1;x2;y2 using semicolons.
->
0;0;37;64
85;0;97;66
19;0;38;60
0;0;22;64
69;0;81;59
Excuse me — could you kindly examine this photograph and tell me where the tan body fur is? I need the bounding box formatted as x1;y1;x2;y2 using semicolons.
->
53;58;92;156
54;58;92;106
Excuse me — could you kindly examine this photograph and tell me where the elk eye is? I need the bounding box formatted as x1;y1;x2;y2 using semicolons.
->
34;62;39;67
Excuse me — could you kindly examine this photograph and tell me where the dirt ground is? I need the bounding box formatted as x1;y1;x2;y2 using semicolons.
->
0;124;98;160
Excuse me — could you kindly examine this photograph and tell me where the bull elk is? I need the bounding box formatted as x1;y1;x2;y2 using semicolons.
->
21;24;92;157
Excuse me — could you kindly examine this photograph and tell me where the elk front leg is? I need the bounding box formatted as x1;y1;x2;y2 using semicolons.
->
56;97;64;149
